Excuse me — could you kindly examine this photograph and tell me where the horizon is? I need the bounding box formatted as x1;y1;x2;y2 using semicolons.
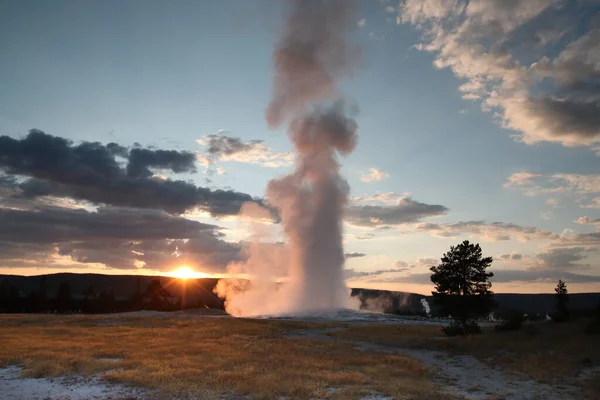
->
2;271;599;297
1;0;599;297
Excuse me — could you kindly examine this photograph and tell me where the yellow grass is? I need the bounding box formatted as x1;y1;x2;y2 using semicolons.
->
0;314;455;400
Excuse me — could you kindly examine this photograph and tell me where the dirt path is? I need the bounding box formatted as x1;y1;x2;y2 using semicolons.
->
354;341;580;400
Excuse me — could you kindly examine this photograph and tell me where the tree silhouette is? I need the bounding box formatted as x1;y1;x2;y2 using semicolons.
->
552;279;570;322
430;240;494;335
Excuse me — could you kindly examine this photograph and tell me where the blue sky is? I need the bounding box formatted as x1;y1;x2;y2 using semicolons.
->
1;0;599;294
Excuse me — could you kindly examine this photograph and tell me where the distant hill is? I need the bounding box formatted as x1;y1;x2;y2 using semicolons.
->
1;273;599;315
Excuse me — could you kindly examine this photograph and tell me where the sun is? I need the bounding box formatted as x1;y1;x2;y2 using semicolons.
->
170;266;206;279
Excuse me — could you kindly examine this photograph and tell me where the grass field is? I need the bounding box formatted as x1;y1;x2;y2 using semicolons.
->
0;314;598;399
0;314;452;400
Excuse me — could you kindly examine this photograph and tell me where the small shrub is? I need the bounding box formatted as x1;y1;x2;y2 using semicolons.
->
494;309;525;332
442;320;481;336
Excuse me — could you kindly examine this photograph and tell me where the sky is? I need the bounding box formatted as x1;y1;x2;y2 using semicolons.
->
1;0;599;295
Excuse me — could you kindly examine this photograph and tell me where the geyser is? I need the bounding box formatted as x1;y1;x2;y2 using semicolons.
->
215;0;360;317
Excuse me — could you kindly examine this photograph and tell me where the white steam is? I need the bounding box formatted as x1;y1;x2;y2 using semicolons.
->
420;298;431;317
215;0;360;317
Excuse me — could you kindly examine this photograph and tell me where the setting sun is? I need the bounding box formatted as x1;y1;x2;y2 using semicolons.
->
169;266;210;280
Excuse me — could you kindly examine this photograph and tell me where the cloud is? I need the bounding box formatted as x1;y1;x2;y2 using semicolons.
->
0;205;243;273
196;132;293;168
575;216;597;225
534;247;591;271
498;253;524;261
415;257;438;266
581;197;600;209
360;168;390;183
397;0;600;151
0;130;260;216
0;206;218;244
126;148;196;178
344;265;407;280
491;269;600;284
345;252;366;258
415;220;558;242
391;268;600;285
504;172;600;198
345;196;448;227
504;172;541;188
357;18;366;28
351;192;411;205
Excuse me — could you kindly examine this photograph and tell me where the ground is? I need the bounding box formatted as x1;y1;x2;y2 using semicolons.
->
0;311;598;400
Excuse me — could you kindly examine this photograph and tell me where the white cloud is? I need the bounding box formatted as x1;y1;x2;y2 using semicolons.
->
360;168;390;183
504;172;541;188
357;18;366;28
351;191;411;205
575;216;594;225
575;216;600;232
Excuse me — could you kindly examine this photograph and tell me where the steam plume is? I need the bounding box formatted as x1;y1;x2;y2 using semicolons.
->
216;0;359;316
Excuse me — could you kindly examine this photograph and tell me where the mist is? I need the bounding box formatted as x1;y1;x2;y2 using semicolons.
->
215;0;360;317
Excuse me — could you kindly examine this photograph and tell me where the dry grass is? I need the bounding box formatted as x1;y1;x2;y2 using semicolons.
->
331;320;600;389
0;314;456;400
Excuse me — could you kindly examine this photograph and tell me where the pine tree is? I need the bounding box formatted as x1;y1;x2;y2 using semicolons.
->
552;279;570;322
430;240;494;335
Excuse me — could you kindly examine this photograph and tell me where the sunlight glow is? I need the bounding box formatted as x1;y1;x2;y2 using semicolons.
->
169;266;211;280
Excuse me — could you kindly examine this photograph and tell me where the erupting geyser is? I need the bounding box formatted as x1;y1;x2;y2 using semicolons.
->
215;0;360;317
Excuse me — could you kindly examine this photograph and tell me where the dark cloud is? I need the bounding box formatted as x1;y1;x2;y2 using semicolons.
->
535;247;590;270
345;252;366;258
126;148;196;178
0;206;217;243
0;130;259;216
0;206;243;273
346;197;448;227
206;135;264;156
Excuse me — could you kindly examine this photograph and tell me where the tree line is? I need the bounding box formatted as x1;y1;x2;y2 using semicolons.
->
0;277;212;314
